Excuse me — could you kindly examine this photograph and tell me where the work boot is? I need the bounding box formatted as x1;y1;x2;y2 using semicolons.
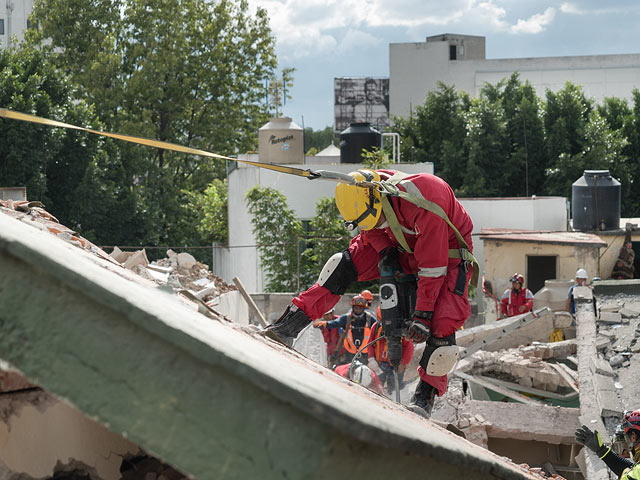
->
407;380;437;418
264;305;310;345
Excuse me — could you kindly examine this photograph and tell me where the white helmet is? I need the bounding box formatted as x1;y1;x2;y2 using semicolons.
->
350;365;373;387
576;268;588;279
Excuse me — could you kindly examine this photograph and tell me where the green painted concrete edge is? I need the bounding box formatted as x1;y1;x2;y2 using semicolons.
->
0;213;533;480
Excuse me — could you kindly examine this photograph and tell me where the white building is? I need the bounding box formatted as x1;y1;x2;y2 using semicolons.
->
0;0;34;46
390;33;640;118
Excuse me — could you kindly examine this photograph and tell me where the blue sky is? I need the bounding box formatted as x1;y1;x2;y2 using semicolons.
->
248;0;640;130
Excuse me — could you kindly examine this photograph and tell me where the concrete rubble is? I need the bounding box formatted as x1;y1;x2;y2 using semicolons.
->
3;197;640;480
109;246;236;303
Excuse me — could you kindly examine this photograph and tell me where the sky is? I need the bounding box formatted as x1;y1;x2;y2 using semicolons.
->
247;0;640;130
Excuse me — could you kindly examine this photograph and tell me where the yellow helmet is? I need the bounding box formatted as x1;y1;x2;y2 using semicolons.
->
335;170;382;231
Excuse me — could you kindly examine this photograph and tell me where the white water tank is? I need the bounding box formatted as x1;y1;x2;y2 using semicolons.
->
258;117;304;164
533;279;574;312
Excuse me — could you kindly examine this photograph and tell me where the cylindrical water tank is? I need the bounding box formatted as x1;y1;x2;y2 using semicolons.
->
339;122;381;163
572;170;620;231
258;117;304;164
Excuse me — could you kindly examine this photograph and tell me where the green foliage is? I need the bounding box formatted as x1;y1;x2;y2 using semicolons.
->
361;147;392;169
27;0;278;253
246;186;305;292
266;67;295;117
303;126;336;153
185;179;229;245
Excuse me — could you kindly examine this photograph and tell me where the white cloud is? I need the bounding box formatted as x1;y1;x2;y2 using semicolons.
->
560;3;584;15
249;0;562;58
338;29;383;53
510;7;556;34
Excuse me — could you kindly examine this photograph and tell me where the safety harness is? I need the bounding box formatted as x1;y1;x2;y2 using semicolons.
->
376;171;479;290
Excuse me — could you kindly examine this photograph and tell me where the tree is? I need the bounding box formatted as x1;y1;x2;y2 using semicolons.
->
0;45;111;228
543;110;628;199
266;67;295;118
304;126;335;154
543;82;593;194
28;0;279;250
185;179;229;245
246;186;305;292
462;96;510;196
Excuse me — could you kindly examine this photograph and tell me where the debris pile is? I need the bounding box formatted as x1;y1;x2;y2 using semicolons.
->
457;340;578;396
109;247;235;303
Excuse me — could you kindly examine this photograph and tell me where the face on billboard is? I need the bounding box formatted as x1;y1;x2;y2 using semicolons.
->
334;77;389;133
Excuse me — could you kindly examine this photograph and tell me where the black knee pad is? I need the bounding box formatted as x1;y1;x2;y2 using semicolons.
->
317;249;358;295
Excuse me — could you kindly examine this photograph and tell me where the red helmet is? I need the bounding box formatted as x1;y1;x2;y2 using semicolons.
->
622;409;640;436
510;273;524;285
351;295;367;307
360;290;374;303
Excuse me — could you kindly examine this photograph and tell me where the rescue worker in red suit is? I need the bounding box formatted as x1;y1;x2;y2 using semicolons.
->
367;306;414;394
313;295;375;364
265;169;477;418
500;273;534;318
315;307;342;360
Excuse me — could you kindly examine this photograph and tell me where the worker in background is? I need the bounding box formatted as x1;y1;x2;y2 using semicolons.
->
500;273;534;318
315;307;342;362
312;294;375;364
566;268;589;315
575;410;640;479
266;169;476;418
360;289;374;312
367;306;415;395
334;361;385;395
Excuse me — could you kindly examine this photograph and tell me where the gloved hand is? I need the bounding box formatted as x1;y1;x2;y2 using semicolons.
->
575;425;609;457
313;320;327;328
408;311;433;343
518;305;526;312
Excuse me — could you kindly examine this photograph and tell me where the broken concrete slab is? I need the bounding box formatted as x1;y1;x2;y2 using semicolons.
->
459;400;580;445
619;307;640;319
593;373;623;417
0;213;535;480
590;357;615;377
598;311;627;325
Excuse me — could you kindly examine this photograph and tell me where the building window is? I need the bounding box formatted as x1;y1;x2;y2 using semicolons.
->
449;45;457;60
26;19;31;29
526;255;557;294
0;19;4;35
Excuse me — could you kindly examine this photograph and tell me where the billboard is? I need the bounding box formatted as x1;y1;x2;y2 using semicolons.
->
334;77;389;134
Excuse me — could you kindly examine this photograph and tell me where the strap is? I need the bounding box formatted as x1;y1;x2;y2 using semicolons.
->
381;196;413;254
378;178;479;287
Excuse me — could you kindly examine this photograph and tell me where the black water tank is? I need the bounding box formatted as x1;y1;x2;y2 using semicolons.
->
572;170;621;231
339;122;381;163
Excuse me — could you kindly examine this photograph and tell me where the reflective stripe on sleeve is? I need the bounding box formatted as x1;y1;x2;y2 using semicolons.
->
418;266;447;277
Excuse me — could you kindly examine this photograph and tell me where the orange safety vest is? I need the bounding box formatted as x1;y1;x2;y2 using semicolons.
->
372;324;389;363
343;325;371;354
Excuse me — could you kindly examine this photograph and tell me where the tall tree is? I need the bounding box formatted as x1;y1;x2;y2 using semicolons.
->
246;186;305;292
28;0;278;248
462;96;510;196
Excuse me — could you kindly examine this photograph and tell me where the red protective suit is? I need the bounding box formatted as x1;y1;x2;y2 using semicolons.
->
318;315;341;356
292;171;474;396
500;288;534;318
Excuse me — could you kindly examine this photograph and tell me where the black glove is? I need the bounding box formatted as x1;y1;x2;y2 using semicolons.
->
575;425;609;457
407;311;433;343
